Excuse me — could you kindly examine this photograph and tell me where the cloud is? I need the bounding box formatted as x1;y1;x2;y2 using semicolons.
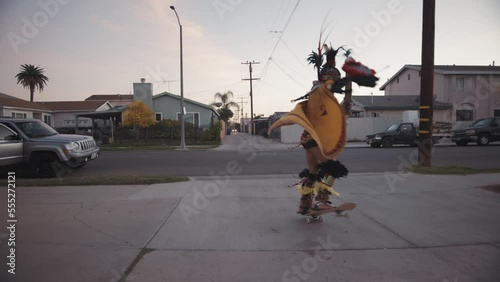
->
89;13;124;33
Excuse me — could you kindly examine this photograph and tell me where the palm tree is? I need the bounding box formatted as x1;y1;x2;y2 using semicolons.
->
213;90;239;122
15;64;49;102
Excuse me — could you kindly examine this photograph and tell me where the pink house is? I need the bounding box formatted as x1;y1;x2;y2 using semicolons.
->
379;65;500;122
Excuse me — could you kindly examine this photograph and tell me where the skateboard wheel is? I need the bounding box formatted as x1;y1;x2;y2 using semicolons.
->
317;216;323;222
305;218;312;224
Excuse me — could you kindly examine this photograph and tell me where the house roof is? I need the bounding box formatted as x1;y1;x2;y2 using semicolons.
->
352;95;453;110
75;105;127;119
379;64;500;90
39;101;111;112
0;92;52;112
154;92;220;116
85;94;133;101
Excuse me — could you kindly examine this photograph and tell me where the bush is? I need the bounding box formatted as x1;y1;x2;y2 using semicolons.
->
202;121;222;141
114;119;222;142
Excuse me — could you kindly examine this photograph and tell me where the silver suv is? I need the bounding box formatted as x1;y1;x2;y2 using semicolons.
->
0;118;100;178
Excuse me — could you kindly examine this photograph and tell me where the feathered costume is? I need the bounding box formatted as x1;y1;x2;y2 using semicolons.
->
269;81;346;159
268;37;378;214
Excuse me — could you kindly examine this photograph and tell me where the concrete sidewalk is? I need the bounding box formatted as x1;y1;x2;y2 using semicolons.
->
2;173;500;282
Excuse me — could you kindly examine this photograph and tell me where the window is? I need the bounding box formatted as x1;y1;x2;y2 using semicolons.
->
0;124;17;141
494;109;500;117
396;78;399;84
408;74;410;80
456;77;472;92
155;113;162;122
177;112;200;127
371;112;379;117
11;112;27;119
43;115;52;126
456;110;473;121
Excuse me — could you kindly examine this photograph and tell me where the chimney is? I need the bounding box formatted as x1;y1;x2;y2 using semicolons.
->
133;79;153;110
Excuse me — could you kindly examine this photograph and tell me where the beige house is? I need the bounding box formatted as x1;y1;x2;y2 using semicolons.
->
379;65;500;121
0;92;53;123
40;101;112;129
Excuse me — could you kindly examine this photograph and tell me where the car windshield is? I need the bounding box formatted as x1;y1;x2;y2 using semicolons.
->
386;124;400;131
15;120;58;138
470;118;493;127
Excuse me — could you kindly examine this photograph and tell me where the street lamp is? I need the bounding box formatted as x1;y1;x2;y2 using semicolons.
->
170;5;186;150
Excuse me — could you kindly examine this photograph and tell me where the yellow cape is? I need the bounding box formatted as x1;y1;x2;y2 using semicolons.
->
268;82;346;159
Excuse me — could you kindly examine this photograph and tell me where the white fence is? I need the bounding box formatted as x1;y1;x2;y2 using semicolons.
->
277;117;476;144
279;117;400;143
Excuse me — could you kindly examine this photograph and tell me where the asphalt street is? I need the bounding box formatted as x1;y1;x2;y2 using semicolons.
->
53;134;500;178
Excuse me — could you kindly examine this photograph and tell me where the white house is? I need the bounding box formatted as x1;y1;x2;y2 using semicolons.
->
40;101;113;129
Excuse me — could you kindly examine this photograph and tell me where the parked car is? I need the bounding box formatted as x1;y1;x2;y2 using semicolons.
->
451;117;500;146
366;121;452;148
55;126;92;135
0;118;100;177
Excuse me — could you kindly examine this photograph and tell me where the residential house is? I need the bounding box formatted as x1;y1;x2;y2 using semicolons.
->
0;92;53;124
379;65;500;121
132;79;219;129
85;94;133;106
350;95;453;120
40;101;113;129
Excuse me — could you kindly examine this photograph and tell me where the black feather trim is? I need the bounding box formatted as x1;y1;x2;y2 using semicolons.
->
298;168;309;179
351;76;379;88
316;160;349;179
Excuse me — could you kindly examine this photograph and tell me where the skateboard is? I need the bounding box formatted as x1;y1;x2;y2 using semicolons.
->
303;202;357;223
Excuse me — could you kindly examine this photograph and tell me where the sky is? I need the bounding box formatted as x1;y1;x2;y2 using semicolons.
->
1;0;499;118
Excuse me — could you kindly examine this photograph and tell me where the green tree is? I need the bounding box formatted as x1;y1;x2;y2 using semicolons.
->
15;64;49;102
213;90;239;123
122;101;155;140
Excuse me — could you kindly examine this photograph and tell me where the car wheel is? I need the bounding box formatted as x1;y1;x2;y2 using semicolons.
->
370;143;381;148
66;162;87;169
455;140;468;146
477;134;490;146
31;153;59;178
382;138;393;148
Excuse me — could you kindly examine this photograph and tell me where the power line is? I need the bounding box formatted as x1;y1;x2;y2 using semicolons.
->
278;37;309;69
271;56;311;82
257;0;301;95
270;0;288;33
236;97;248;125
268;0;301;59
186;81;243;97
269;58;308;89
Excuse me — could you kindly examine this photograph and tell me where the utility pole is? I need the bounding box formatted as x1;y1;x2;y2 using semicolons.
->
242;61;260;135
419;0;435;167
237;97;247;132
344;80;353;116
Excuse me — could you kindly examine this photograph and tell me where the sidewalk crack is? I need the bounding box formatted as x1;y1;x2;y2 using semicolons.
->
354;207;419;248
